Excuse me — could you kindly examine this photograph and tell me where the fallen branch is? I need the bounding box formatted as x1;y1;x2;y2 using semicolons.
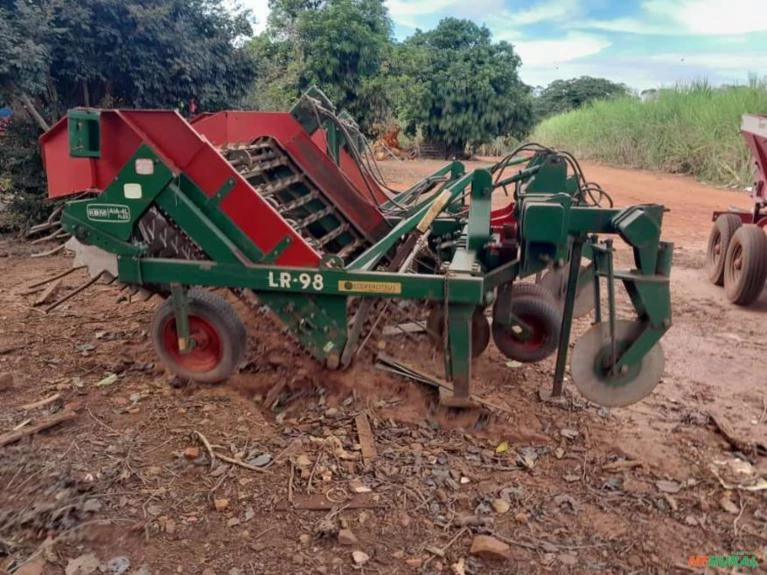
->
0;411;78;447
21;393;62;411
34;280;63;306
193;430;216;469
709;411;767;456
25;266;86;290
31;241;70;258
12;419;31;431
45;272;104;313
355;413;377;465
214;452;270;473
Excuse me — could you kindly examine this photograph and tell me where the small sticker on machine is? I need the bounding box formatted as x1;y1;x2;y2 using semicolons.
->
86;203;131;223
338;280;402;294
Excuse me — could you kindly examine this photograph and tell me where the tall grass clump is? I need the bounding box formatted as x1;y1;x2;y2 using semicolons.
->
532;78;767;187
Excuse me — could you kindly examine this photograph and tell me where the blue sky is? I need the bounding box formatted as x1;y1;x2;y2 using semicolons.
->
242;0;767;91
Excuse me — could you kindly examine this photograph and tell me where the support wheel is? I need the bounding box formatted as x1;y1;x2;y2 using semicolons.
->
571;320;664;407
151;289;247;383
426;306;490;358
706;214;742;285
492;294;562;363
723;224;767;305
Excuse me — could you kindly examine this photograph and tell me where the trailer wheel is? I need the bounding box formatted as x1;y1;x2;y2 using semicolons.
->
724;225;767;305
151;289;247;383
706;214;742;286
492;295;562;363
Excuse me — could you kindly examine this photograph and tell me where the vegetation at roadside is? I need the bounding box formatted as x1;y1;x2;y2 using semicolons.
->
533;79;767;187
534;76;630;120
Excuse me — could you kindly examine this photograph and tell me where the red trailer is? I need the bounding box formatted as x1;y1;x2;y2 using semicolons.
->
705;114;767;306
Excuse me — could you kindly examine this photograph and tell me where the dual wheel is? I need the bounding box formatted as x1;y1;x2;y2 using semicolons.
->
151;289;246;383
706;214;767;305
426;283;562;364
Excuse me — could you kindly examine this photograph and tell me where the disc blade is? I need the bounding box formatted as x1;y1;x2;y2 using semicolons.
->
537;265;595;319
571;320;664;408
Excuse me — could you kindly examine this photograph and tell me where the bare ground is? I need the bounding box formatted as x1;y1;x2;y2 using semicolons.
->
0;159;766;575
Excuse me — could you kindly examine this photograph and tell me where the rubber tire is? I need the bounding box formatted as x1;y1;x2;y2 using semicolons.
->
151;288;247;383
505;282;559;306
723;224;767;305
426;306;490;358
492;295;562;364
706;214;742;286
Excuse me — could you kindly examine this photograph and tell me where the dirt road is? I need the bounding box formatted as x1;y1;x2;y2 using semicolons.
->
0;159;765;574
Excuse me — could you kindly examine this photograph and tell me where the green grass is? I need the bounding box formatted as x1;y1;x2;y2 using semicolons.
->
532;78;767;187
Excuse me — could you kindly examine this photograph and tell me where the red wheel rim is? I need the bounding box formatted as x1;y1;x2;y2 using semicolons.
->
511;315;547;350
162;316;223;373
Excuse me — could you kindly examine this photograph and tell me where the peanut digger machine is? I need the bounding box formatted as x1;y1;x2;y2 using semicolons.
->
40;89;674;409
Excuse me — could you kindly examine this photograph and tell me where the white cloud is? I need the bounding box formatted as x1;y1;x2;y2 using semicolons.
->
387;0;506;29
519;49;767;91
238;0;271;34
580;0;767;36
514;33;611;67
644;0;767;35
577;17;670;35
512;0;581;25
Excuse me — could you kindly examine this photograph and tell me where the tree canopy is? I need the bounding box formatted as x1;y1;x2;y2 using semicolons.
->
1;0;258;120
535;76;631;119
394;19;533;156
250;0;392;130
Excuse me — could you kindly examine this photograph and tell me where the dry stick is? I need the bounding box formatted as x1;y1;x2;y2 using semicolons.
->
20;93;50;131
214;452;270;473
758;397;767;425
45;271;104;313
86;407;119;435
288;461;295;504
422;527;469;568
307;451;323;494
733;492;746;537
27;219;62;236
193;431;216;469
31;241;70;258
12;419;32;431
21;393;61;410
0;411;78;447
29;227;69;245
26;265;86;290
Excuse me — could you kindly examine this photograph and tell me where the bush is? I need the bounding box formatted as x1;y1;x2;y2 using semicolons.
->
0;114;50;232
532;78;767;187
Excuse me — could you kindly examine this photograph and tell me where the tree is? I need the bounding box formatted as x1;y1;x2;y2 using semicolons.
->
0;0;259;230
535;76;630;119
394;19;534;157
249;0;392;130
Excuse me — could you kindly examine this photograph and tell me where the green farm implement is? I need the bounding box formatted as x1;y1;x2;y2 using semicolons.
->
40;90;674;408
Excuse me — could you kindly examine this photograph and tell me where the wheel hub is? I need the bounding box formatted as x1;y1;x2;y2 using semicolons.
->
162;316;223;373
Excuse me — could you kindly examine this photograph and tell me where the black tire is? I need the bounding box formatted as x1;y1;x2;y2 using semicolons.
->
706;214;742;286
505;282;559;306
426;306;490;358
492;295;562;363
151;288;247;383
723;224;767;305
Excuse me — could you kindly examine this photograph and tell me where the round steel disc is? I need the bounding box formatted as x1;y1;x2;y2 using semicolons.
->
571;320;665;407
537;265;595;319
